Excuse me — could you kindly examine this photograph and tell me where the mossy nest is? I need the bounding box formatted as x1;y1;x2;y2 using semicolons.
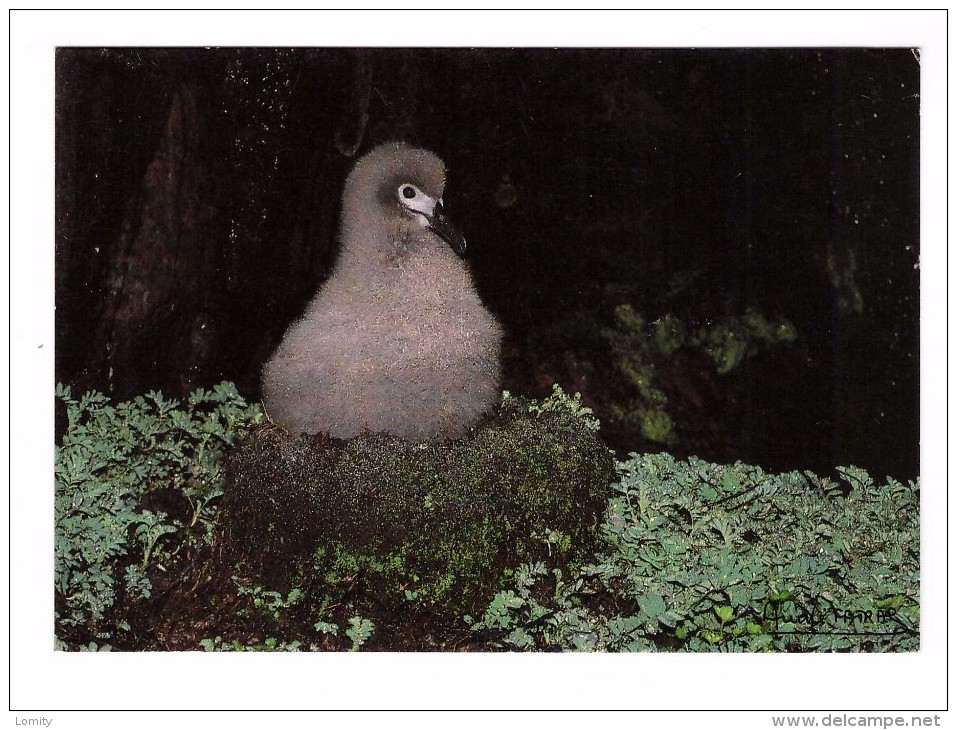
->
220;391;616;614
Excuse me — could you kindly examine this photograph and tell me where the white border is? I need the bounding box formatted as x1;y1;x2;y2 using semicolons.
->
6;8;948;723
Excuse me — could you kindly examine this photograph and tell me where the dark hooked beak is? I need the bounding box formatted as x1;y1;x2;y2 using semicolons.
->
427;200;467;257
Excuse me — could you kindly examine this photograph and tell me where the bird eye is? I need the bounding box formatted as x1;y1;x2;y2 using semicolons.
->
402;186;417;199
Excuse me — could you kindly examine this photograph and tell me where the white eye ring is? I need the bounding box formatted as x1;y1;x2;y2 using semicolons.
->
397;183;436;218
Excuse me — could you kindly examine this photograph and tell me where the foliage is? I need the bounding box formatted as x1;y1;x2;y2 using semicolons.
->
53;381;917;653
516;383;601;433
198;611;375;653
235;581;304;621
468;453;919;652
198;636;303;652
345;616;376;651
54;382;263;649
604;304;797;443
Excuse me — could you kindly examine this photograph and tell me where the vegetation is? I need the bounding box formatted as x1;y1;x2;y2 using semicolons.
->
468;454;918;651
603;304;798;444
54;382;918;652
220;384;615;614
54;382;263;649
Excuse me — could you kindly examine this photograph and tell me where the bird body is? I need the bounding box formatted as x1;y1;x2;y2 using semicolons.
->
262;142;502;441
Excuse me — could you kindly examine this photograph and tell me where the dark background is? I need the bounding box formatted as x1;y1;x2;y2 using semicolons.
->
54;47;920;479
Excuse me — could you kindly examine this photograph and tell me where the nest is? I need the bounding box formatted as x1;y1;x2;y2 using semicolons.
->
219;397;615;614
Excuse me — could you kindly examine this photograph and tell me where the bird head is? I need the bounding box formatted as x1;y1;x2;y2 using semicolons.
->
344;142;468;257
391;181;467;257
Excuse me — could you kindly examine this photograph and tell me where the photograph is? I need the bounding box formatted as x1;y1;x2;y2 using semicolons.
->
53;41;920;653
9;7;947;721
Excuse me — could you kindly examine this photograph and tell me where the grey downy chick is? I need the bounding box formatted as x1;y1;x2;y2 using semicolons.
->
262;141;503;441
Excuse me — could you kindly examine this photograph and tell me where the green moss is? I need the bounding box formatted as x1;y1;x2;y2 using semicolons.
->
221;387;616;614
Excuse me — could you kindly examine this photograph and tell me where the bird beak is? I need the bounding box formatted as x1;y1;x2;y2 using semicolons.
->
427;200;467;256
